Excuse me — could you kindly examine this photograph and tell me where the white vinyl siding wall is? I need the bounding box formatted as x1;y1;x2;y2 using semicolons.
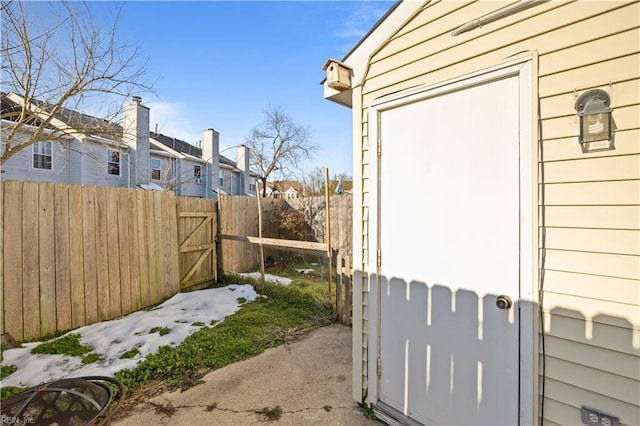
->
353;1;639;424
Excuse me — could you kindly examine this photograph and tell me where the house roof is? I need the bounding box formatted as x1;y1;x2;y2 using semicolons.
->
151;132;202;157
1;92;123;141
322;1;423;107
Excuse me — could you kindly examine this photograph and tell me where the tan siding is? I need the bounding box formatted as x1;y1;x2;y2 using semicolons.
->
541;104;640;141
544;228;640;256
353;0;640;421
540;79;640;120
543;335;639;381
542;129;640;162
539;54;640;98
545;312;638;356
544;356;639;405
543;249;639;280
542;270;639;306
543;205;640;230
542;180;640;206
541;153;639;183
542;378;640;426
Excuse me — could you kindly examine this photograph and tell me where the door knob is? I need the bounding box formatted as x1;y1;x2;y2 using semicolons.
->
496;295;512;310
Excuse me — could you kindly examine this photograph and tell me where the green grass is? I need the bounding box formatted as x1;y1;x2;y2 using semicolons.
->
1;364;17;380
1;264;335;401
31;333;92;357
82;353;103;365
119;348;140;359
149;326;171;336
115;271;333;393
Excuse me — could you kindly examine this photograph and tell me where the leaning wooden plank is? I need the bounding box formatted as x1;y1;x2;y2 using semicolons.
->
22;182;40;340
3;181;24;340
38;182;56;336
246;236;329;252
82;186;98;325
54;184;71;332
68;185;86;328
94;186;110;322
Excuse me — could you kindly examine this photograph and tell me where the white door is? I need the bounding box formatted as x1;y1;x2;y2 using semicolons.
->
376;72;525;425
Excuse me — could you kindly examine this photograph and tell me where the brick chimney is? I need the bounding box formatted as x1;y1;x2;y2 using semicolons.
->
202;129;219;199
123;96;150;186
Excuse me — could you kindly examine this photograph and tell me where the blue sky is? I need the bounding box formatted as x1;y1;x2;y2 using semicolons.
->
82;1;395;177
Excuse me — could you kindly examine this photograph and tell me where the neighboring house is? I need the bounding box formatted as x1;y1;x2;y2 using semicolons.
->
322;2;639;426
263;181;303;199
262;180;352;198
0;93;256;198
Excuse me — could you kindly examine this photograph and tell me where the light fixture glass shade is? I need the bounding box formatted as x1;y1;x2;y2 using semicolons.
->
575;89;613;144
580;112;612;143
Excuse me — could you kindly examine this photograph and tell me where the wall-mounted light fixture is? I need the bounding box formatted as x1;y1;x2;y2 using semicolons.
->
575;89;612;144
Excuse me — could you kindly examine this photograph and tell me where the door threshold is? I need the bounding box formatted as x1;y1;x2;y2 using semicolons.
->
374;401;427;426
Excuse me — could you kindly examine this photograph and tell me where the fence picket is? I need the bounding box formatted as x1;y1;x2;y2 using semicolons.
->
82;186;98;325
106;186;121;319
22;182;40;340
38;182;56;336
94;186;110;321
69;185;86;328
54;184;72;332
3;182;23;340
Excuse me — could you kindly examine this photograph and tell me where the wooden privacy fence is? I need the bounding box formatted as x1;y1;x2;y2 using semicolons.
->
177;196;217;289
0;181;216;342
335;253;352;325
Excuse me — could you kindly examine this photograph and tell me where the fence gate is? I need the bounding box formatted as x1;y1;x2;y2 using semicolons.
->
177;197;217;289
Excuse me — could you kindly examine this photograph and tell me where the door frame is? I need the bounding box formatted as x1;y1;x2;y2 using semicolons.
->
366;56;538;425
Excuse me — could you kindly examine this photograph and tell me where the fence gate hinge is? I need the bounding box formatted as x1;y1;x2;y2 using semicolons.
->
377;357;382;377
377;250;382;267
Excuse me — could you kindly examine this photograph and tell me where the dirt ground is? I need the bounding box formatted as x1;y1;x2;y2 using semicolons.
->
112;324;382;425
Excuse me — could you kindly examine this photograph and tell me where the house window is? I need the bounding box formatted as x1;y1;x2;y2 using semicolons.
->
249;183;256;191
107;149;120;175
194;165;201;178
33;141;52;170
151;158;161;180
219;169;224;186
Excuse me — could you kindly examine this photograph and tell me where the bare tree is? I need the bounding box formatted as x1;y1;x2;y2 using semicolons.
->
299;166;351;196
0;0;154;166
245;105;317;196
